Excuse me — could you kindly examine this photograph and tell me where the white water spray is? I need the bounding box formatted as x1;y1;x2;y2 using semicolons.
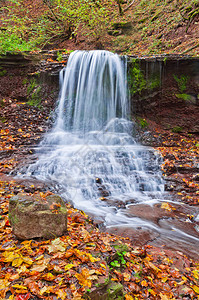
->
26;50;165;226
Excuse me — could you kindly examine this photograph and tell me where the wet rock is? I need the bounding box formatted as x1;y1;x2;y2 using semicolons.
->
124;203;173;224
107;226;159;246
9;193;67;240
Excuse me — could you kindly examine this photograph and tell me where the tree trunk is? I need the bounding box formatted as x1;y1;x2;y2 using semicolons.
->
116;0;123;15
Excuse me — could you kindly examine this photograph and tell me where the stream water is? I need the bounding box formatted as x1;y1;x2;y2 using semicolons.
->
24;50;199;256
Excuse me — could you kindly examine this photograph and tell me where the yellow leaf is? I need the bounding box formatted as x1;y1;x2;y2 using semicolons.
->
0;220;6;228
192;285;199;294
31;264;47;272
12;284;27;290
75;268;92;288
161;202;171;211
43;273;56;281
141;280;148;287
87;252;100;263
23;256;33;265
3;251;18;262
161;276;168;283
159;293;169;300
0;279;10;289
125;295;134;300
48;238;66;253
123;272;131;281
192;269;199;279
88;275;98;280
182;276;187;282
40;286;55;295
35;254;44;261
147;261;161;273
56;289;67;300
65;264;75;271
17;265;28;274
12;256;24;267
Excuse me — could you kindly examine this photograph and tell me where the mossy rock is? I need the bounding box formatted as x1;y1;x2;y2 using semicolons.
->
85;281;124;300
9;193;67;240
112;22;132;34
112;22;132;30
176;93;197;104
108;30;122;36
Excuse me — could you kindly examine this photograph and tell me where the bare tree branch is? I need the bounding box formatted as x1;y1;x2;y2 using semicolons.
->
42;0;65;30
124;0;136;12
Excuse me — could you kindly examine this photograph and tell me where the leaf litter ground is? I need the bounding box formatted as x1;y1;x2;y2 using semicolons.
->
0;97;199;299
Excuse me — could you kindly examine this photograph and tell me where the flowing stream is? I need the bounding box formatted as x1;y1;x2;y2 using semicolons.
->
24;50;199;254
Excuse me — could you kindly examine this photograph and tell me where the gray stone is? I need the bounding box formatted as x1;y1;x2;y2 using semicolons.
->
9;193;67;240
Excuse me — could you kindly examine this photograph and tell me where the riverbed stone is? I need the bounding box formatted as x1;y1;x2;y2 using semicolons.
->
9;193;67;240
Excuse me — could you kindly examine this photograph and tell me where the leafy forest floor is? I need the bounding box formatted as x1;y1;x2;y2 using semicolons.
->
0;92;199;299
0;0;198;56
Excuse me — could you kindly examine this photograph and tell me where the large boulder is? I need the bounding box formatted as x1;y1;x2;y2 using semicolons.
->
9;193;67;240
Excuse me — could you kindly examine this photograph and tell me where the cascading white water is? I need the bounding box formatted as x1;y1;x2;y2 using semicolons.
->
25;50;165;226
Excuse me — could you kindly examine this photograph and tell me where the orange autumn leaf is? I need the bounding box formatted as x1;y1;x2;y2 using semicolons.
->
75;268;92;288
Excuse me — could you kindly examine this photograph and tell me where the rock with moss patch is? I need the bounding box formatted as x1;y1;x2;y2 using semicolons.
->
9;193;67;240
85;281;124;300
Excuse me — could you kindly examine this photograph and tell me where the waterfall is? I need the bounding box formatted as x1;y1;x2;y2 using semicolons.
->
25;50;165;225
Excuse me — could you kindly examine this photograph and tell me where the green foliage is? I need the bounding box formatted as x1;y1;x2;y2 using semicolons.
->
172;126;183;133
173;74;189;93
110;260;121;268
57;51;63;62
138;117;148;129
113;243;129;252
109;246;127;270
0;0;118;53
0;67;7;76
128;61;160;95
27;78;42;108
0;30;37;54
128;61;146;95
0;116;6;123
175;93;192;101
27;78;37;95
0;99;5;107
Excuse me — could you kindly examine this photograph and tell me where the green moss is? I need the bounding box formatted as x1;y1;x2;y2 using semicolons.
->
113;243;129;253
22;78;28;85
57;51;63;62
172;126;183;133
85;281;124;300
128;61;146;95
8;213;19;225
27;78;42;108
0;69;7;77
27;78;37;95
173;74;189;93
138;117;148;128
107;282;124;299
128;61;160;95
0;99;5;107
0;117;6;123
176;93;192;101
59;206;67;214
